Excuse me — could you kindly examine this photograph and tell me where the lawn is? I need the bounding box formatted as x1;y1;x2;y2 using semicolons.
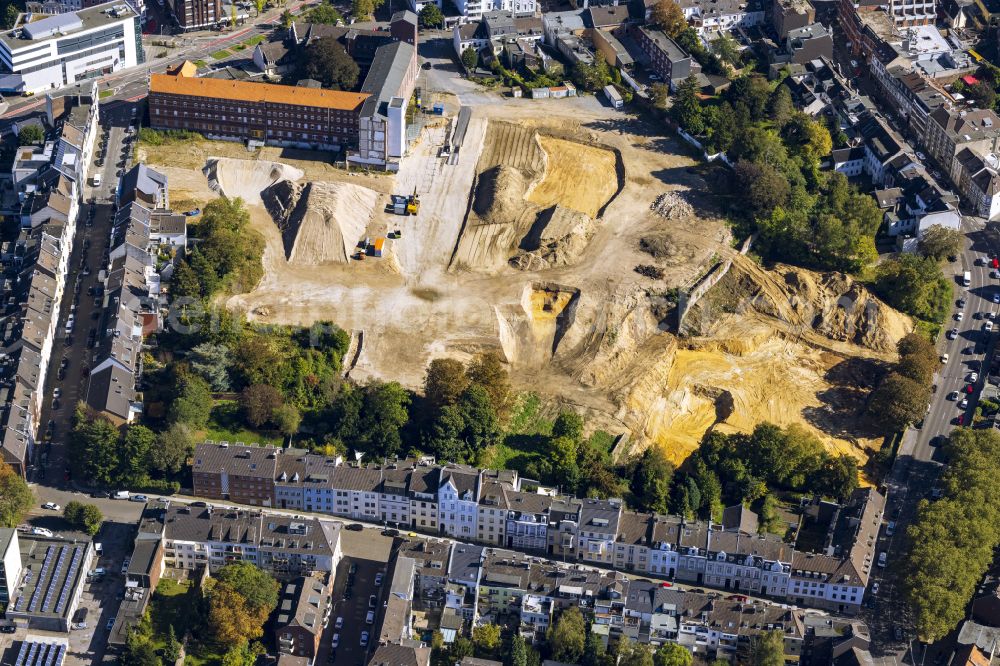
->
150;578;226;665
243;34;265;47
203;400;282;446
210;49;233;60
193;59;207;68
477;393;552;471
98;89;114;99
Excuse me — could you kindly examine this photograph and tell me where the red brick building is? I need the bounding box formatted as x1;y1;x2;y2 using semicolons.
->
191;442;279;506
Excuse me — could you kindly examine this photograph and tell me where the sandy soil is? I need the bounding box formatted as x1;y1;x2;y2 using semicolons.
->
144;94;909;465
527;136;619;218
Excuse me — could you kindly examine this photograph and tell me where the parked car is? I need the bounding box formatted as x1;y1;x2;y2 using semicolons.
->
366;610;375;624
886;521;895;536
335;616;343;629
129;494;148;502
106;618;115;631
360;631;369;646
0;625;15;633
369;594;377;607
31;527;53;537
121;557;130;574
332;634;340;648
42;502;60;511
375;573;383;586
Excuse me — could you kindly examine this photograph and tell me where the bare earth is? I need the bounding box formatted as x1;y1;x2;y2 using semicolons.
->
140;94;909;465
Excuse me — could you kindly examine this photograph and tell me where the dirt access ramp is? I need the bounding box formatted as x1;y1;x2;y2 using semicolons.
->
449;121;624;273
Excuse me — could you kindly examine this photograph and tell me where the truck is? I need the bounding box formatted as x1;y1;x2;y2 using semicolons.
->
964;271;972;287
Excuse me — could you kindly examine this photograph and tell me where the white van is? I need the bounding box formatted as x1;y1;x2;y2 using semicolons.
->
91;173;102;187
112;491;129;500
964;271;972;287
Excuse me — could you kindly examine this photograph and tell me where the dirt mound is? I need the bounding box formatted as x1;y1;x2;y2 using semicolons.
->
510;205;596;271
527;136;619;218
204;157;304;204
715;255;912;354
473;166;536;223
650;191;695;220
262;179;376;265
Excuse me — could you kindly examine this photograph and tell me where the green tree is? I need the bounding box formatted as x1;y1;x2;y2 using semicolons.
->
0;462;32;527
711;34;740;66
17;125;43;145
461;46;479;72
210;563;279;646
670;74;703;134
120;425;156;485
163;625;182;663
473;623;502;654
510;635;528;666
424;358;469;413
467;351;512;420
64;501;103;535
169;374;213;428
651;0;686;37
872;254;951;323
649;82;669;109
253;0;265;15
918;225;963;262
726;74;770;121
305;1;342;23
631;447;674;513
619;642;655;666
302;36;360;90
240;384;283;428
151;422;196;474
419;2;443;27
424;404;466;462
768;85;794;129
548;607;586;663
273;403;302;436
655;644;692;666
450;637;474;662
221;640;264;666
735;160;789;217
351;0;376;21
745;630;785;666
553;411;584;442
359;381;411;459
279;8;293;27
69;412;120;486
189;343;232;391
582;633;608;666
458;384;500;452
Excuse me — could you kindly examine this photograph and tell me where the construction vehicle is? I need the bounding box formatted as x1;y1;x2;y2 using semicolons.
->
406;189;420;215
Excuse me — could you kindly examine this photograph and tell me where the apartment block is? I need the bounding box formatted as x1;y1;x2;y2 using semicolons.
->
633;27;701;92
166;0;221;30
275;574;333;660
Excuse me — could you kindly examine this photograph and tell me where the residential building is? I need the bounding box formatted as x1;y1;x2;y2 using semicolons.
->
577;498;622;565
676;0;764;35
5;536;94;632
192;442;280;506
379;555;417;645
0;529;21;606
369;643;431;666
398;537;452;609
275;574;333;660
770;0;815;38
924;106;1000;183
633;27;701;91
166;0;221;30
955;148;1000;220
118;164;169;209
438;465;481;539
154;503;343;575
0;3;144;94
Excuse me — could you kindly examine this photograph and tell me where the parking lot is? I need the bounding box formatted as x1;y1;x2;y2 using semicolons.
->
316;555;389;666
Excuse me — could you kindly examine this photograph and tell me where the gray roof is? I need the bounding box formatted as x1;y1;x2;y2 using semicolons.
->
121;164;167;206
7;537;89;621
359;40;416;121
447;544;484;585
192;442;281;480
1;2;137;50
85;363;137;420
275;573;331;635
579;498;622;535
369;644;431;666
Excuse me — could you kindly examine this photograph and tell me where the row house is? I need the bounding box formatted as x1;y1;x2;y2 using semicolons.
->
150;503;342;576
954;148;1000;220
924;106;1000;184
275;573;333;660
446;544;485;622
190;443;883;615
398;538;452;610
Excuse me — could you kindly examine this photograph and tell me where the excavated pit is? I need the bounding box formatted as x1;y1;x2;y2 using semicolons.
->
497;282;581;368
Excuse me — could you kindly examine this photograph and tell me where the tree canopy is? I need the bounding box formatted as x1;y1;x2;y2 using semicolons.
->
18;125;43;146
419;2;443;27
209;562;280;647
918;225;963;262
301;36;360;90
305;1;343;24
64;501;103;536
651;0;686;37
0;462;32;527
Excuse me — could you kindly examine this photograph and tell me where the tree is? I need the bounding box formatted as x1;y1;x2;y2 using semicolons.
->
64;501;103;536
726;74;771;121
619;642;655;666
670;74;703;135
163;625;182;663
209;563;279;647
359;381;411;459
302;36;360;90
461;46;479;72
553;411;584;442
582;633;608;666
510;635;528;666
120;425;156;485
649;82;669;109
735;160;790;217
655;642;693;666
280;9;293;28
782;112;832;162
918;225;963;262
430;631;445;652
305;1;342;23
189;343;232;391
230;3;238;27
548;607;586;663
123;631;162;666
0;462;32;527
458;384;501;452
745;630;785;666
419;2;443;27
571;56;611;92
17;125;43;145
351;0;376;21
424;358;469;413
169;374;213;428
768;85;794;129
221;640;264;666
151;422;196;474
253;0;265;15
273;403;302;436
631;447;674;513
473;623;502;653
967;80;997;109
69;413;120;486
467;351;512;419
241;384;283;427
651;0;686;37
450;637;474;662
712;34;740;66
873;254;951;323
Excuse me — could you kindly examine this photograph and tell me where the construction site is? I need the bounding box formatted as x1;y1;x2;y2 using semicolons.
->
138;94;913;467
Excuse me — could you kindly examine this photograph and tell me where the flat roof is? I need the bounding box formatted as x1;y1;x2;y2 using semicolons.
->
1;2;136;50
150;73;370;112
8;538;89;620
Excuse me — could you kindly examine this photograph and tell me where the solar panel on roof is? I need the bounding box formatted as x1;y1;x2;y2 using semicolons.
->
13;639;29;666
53;645;66;666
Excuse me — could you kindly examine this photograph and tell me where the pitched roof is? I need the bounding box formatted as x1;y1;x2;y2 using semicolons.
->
150;73;370;111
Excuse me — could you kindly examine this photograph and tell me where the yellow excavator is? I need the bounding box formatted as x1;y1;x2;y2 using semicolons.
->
406;188;420;216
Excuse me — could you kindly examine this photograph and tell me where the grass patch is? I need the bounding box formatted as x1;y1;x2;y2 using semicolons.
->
477;393;553;472
243;34;265;46
211;49;233;60
193;59;208;68
149;578;192;652
138;127;201;146
98;89;114;99
203;400;282;446
233;43;247;51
